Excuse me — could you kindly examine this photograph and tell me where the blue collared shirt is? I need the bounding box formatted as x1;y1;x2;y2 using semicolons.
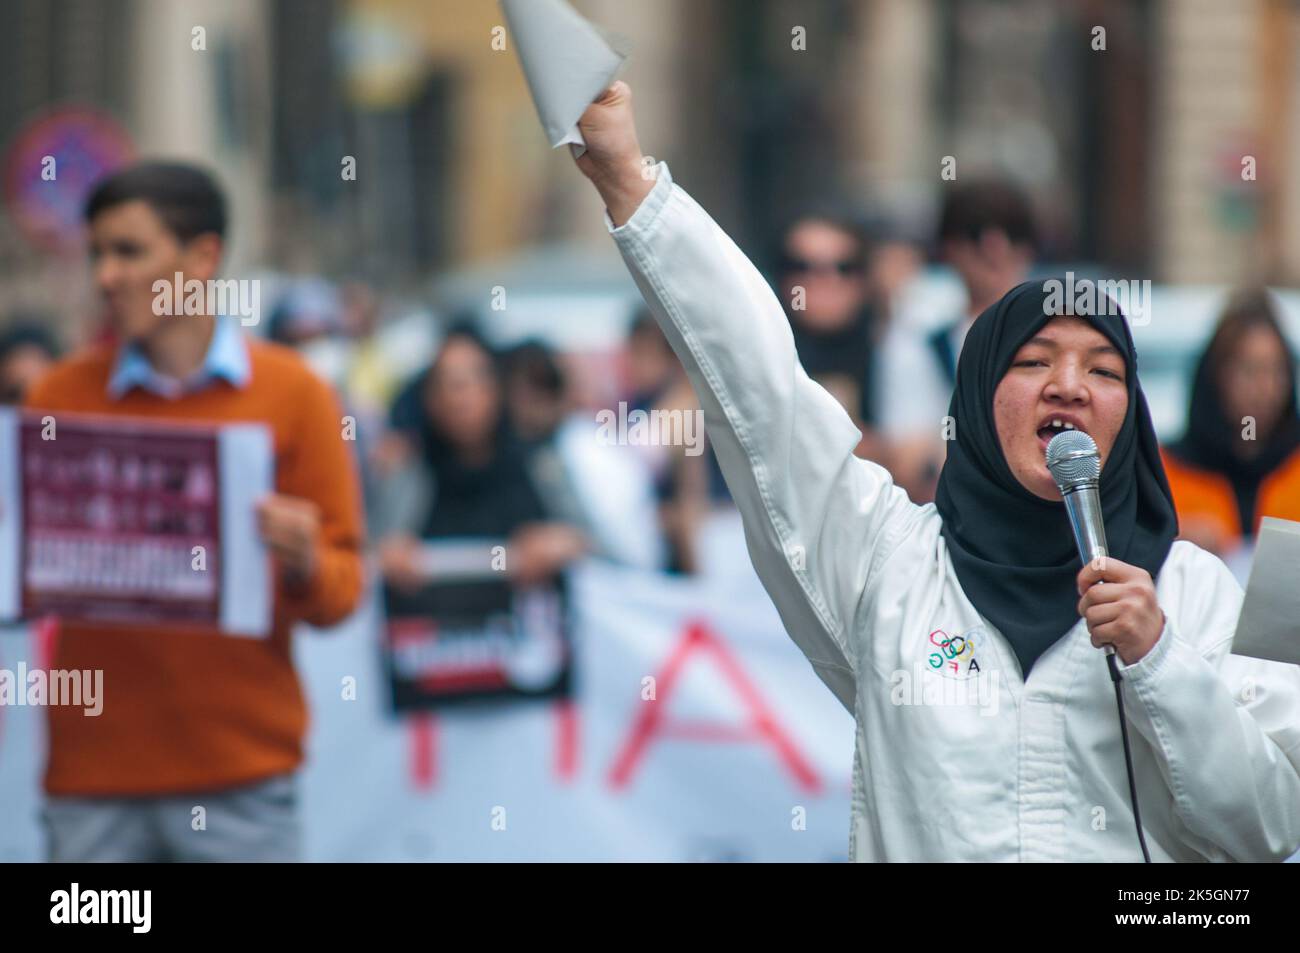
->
107;315;251;400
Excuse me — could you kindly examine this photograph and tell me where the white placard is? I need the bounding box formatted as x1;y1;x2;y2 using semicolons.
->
0;408;19;621
1234;516;1300;665
218;423;273;637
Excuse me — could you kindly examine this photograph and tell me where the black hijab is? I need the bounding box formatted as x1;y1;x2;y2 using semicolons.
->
1167;296;1300;537
934;280;1179;679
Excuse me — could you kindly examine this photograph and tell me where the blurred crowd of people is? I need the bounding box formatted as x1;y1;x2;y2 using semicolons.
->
4;178;1300;589
763;180;1300;566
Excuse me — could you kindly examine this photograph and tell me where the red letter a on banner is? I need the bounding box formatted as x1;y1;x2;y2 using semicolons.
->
606;621;820;792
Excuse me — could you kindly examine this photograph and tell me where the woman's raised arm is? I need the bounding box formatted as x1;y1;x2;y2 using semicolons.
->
575;84;922;709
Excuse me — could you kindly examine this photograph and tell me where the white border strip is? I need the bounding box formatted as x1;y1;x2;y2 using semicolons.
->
0;408;19;621
218;423;273;637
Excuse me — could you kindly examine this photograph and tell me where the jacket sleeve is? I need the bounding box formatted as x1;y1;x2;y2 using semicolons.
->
1116;546;1300;861
606;162;921;711
276;369;367;628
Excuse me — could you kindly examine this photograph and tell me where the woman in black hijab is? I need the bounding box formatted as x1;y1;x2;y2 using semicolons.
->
1163;288;1300;555
935;280;1179;678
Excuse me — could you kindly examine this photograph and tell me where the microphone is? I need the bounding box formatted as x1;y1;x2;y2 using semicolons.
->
1045;429;1113;657
1046;429;1152;862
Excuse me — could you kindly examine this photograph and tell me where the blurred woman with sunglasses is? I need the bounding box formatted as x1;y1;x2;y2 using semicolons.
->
774;212;886;462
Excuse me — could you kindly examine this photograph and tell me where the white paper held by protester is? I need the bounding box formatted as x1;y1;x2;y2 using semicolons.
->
0;408;19;621
500;0;627;156
219;423;274;638
1233;517;1300;665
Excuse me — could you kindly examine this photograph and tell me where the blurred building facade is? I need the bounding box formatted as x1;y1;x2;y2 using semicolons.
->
2;0;1300;334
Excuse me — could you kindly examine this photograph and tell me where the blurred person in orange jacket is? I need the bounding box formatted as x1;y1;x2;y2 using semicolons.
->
1162;288;1300;560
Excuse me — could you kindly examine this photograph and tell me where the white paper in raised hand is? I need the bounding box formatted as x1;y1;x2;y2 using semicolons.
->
501;0;627;157
1233;517;1300;664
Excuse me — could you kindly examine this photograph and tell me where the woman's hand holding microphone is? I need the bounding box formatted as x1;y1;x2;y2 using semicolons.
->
1077;558;1167;665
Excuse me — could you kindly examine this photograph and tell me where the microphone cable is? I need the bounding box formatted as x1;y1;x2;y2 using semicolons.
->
1105;650;1152;862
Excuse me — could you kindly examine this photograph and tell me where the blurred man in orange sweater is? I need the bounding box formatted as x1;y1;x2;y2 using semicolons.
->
24;162;365;861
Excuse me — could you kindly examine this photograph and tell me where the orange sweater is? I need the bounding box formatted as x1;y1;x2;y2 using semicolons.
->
24;338;365;796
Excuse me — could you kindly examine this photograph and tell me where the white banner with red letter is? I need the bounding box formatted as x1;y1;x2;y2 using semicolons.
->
0;552;855;861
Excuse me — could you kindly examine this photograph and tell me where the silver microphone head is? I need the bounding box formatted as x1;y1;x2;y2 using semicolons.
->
1045;429;1101;492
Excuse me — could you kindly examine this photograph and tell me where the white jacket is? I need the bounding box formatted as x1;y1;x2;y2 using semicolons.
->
606;162;1300;862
